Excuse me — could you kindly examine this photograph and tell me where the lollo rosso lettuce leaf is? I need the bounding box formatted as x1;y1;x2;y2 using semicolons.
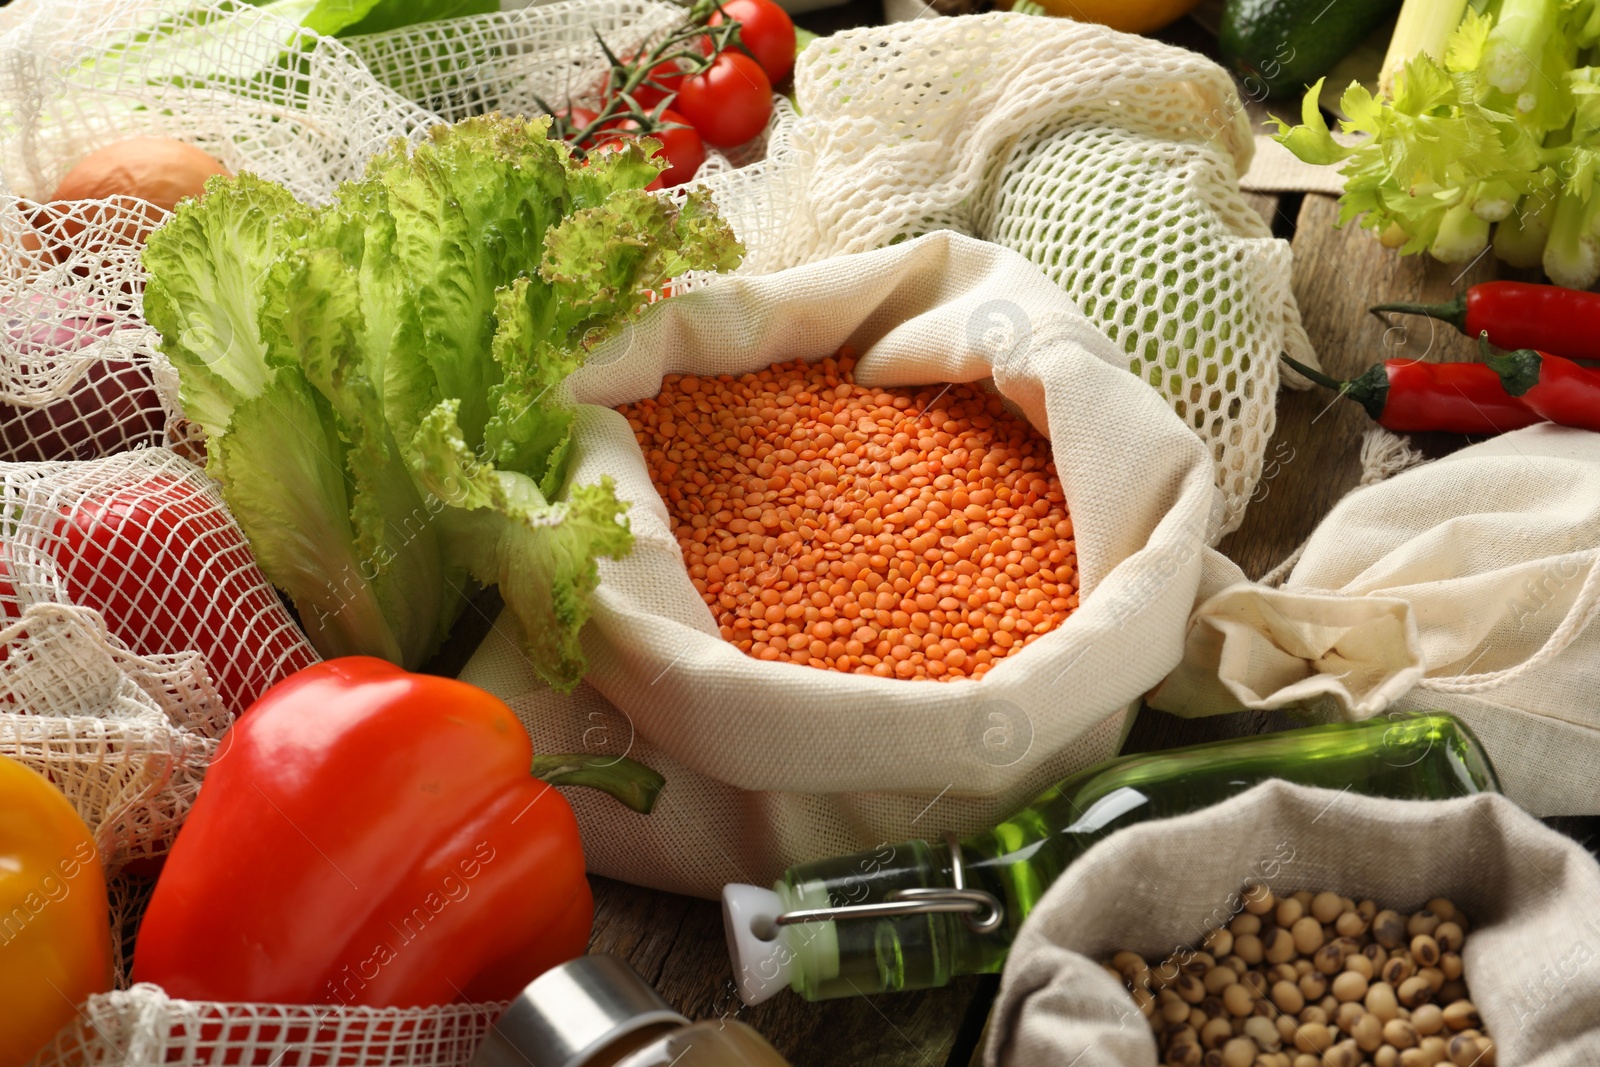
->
144;114;743;689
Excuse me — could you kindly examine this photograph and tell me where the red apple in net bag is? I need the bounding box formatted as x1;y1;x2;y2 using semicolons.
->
0;466;318;714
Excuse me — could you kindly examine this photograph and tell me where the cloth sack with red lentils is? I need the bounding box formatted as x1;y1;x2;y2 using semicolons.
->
462;231;1221;897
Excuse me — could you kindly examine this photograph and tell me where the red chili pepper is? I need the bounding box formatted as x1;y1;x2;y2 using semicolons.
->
1371;282;1600;362
1484;348;1600;432
1282;355;1544;435
131;657;663;1007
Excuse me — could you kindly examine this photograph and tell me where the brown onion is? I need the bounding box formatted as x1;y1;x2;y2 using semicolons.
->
53;136;229;211
33;137;230;260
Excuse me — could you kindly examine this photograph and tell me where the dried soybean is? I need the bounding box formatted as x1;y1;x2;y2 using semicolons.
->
1104;887;1494;1067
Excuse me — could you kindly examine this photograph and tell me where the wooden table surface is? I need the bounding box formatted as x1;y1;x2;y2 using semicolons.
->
529;8;1598;1067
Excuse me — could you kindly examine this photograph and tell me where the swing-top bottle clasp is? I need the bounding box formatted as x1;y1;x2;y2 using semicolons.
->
770;832;1004;935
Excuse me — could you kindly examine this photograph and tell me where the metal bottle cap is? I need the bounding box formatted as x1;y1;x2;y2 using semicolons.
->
471;955;688;1067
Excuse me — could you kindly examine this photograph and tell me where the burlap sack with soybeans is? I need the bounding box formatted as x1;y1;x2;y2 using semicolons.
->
1149;425;1600;819
462;16;1312;896
987;780;1600;1067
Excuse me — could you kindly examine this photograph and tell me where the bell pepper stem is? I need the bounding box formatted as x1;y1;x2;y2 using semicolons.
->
1369;292;1468;333
532;754;665;815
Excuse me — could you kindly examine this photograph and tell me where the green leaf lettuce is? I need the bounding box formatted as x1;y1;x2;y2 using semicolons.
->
144;114;743;689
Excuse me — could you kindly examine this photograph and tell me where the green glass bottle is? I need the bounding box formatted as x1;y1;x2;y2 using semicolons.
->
722;712;1498;1004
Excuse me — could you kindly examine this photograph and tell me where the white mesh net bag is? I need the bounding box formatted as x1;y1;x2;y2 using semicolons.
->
0;605;224;863
6;506;502;1067
694;13;1316;532
0;602;224;984
0;0;437;202
342;0;688;126
0;452;513;1062
0;448;313;1023
35;993;505;1066
0;0;438;478
0;450;312;1038
0;304;169;464
0;448;319;717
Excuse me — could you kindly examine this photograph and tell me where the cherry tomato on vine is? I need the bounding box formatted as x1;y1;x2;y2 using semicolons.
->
709;0;796;84
551;105;599;142
674;52;773;148
601;110;706;187
610;43;712;109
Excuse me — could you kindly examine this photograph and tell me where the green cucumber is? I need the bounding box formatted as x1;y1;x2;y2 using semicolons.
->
1220;0;1402;99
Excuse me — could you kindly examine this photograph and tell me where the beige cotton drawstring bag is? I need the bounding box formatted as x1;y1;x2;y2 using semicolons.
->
1149;425;1600;816
462;230;1222;898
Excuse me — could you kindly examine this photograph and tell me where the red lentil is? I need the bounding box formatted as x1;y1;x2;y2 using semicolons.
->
619;351;1080;680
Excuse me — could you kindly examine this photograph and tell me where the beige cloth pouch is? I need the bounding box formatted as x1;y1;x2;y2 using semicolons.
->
989;779;1600;1067
1150;426;1600;816
463;230;1222;897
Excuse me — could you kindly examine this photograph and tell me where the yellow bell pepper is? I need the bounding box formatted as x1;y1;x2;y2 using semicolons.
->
0;753;112;1067
1026;0;1202;34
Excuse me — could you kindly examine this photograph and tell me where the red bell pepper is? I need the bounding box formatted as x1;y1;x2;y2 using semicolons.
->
131;657;662;1007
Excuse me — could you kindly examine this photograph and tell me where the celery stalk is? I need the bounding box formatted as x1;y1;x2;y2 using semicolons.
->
1430;201;1492;262
1379;0;1471;95
1542;189;1600;287
1483;0;1561;97
1494;190;1556;267
1281;0;1600;287
1470;179;1519;220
